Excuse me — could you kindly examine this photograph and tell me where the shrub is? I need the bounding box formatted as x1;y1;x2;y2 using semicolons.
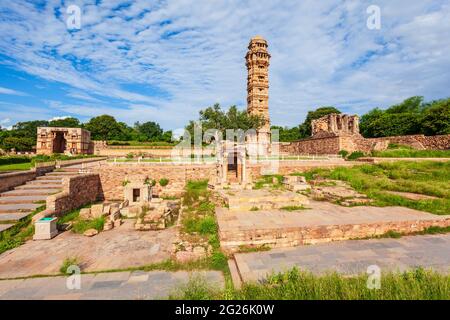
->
60;257;81;274
126;153;134;159
159;178;169;186
347;151;365;160
338;150;349;158
210;251;228;270
0;156;31;166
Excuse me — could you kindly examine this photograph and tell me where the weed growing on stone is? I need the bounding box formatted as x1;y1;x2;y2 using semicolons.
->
171;267;450;300
280;205;308;211
60;257;81;274
295;161;450;215
0;205;45;255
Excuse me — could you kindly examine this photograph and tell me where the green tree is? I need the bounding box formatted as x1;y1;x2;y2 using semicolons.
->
420;98;450;135
185;103;265;140
386;96;423;114
48;117;81;128
360;97;428;138
298;106;341;138
271;125;301;142
85;115;130;141
1;136;34;151
136;121;163;141
11;120;49;143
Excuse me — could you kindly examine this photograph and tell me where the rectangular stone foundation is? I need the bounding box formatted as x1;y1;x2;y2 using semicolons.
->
217;204;450;253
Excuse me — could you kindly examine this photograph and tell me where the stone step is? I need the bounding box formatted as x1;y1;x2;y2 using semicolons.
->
0;212;30;222
0;224;14;233
16;184;62;190
46;171;79;176
0;203;39;213
27;180;63;186
1;189;60;197
0;195;47;204
36;176;63;181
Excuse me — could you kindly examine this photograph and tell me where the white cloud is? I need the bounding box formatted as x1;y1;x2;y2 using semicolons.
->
0;86;27;96
0;0;449;129
48;116;71;121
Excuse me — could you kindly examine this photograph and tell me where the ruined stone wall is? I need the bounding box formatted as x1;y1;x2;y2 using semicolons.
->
91;163;216;201
281;134;450;155
279;136;341;155
46;174;103;216
0;171;37;193
0;165;55;193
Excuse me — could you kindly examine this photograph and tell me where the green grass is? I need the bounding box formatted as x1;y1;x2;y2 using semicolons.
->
280;205;308;211
372;148;450;158
0;205;46;255
179;179;229;274
59;257;81;274
72;217;105;234
254;174;284;190
170;267;450;300
0;162;33;171
294;161;450;215
237;245;271;253
159;178;169;186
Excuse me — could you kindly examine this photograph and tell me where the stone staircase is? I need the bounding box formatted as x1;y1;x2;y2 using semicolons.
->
0;170;79;232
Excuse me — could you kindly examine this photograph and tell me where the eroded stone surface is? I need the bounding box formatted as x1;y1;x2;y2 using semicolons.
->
234;234;450;282
217;200;450;252
0;220;176;279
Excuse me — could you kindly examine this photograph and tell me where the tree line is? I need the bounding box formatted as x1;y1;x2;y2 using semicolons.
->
0;96;448;152
0;115;173;151
272;96;450;142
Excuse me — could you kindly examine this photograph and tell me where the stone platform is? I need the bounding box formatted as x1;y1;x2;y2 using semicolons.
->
217;200;450;252
217;189;309;211
233;234;450;283
0;220;175;279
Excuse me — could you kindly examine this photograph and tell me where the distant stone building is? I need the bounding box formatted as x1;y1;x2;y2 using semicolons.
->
246;36;271;153
311;113;360;138
281;112;450;155
36;127;93;155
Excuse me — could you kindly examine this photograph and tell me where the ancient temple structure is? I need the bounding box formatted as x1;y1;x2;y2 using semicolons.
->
36;127;93;155
245;36;271;154
311;113;361;138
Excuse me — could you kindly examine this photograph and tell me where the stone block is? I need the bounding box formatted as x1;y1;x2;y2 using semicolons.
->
103;220;113;231
83;228;98;237
33;217;58;240
79;208;91;219
103;204;111;215
90;204;104;218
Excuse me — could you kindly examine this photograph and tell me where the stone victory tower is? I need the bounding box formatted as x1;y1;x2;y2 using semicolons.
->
245;36;271;153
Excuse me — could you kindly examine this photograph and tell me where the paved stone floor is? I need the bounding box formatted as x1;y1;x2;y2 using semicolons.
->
0;270;224;300
0;220;175;279
234;234;450;282
218;200;449;232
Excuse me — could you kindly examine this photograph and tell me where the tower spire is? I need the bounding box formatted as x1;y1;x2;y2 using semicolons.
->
245;36;271;152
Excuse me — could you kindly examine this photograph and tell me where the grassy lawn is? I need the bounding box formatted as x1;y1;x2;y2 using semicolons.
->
0;162;33;171
170;267;450;300
294;161;450;215
372;148;450;158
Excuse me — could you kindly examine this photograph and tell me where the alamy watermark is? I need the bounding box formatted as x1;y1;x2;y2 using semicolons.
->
366;5;381;30
366;265;381;290
66;5;81;30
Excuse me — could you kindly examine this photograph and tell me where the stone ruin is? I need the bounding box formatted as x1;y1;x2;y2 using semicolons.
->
119;174;180;231
282;175;310;192
78;201;125;236
311;113;361;138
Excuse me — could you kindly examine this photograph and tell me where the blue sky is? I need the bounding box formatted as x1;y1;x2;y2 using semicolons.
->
0;0;449;130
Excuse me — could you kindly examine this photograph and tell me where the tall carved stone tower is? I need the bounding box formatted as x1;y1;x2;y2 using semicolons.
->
246;36;271;151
